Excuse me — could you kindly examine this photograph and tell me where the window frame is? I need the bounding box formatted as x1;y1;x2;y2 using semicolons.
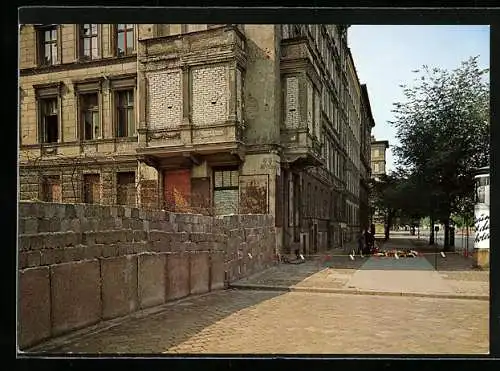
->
36;24;59;66
82;172;101;204
80;93;101;141
41;174;62;202
74;78;103;141
35;83;63;144
115;24;135;57
114;89;136;138
116;171;137;206
213;167;239;191
78;24;100;61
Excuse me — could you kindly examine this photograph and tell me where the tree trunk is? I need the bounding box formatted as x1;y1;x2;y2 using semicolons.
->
385;209;392;241
443;219;450;251
429;216;435;245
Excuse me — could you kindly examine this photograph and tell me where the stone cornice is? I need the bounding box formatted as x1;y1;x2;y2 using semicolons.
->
20;55;137;77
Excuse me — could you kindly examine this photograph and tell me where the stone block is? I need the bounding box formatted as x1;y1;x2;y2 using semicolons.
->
165;253;190;301
18;252;28;269
138;253;166;309
83;244;103;259
177;222;193;233
43;203;64;219
65;204;77;218
131;208;139;219
189;232;207;242
40;249;64;265
23;218;38;234
101;244;119;258
50;260;101;336
101;255;138;320
189;252;210;295
62;245;85;262
82;231;97;245
134;230;147;242
70;219;81;233
19;202;36;218
26;251;41;267
210;252;225;291
18;267;51;349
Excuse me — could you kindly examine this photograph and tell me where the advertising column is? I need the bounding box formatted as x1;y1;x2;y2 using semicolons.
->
474;169;489;268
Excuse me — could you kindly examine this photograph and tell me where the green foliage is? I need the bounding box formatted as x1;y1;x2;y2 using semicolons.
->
389;56;489;224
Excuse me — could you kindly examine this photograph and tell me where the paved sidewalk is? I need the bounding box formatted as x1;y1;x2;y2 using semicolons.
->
232;237;489;299
28;289;489;354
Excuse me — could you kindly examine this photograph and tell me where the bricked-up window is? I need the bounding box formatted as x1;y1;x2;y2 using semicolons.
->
37;26;58;66
80;93;100;140
213;168;239;215
116;24;134;56
40;98;59;143
79;24;99;60
116;90;135;137
117;172;136;206
42;175;61;202
83;174;100;204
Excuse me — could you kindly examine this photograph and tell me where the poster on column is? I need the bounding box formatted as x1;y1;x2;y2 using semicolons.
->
474;203;489;250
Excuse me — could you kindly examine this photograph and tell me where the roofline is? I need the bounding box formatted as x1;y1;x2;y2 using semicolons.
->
372;140;389;148
360;84;375;128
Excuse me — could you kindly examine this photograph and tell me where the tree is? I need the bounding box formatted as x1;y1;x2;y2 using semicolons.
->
390;56;489;250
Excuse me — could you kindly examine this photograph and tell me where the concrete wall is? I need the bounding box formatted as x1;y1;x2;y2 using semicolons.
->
18;201;276;350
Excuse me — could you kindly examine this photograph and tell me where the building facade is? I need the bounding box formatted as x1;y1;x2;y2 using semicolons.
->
359;85;375;230
19;23;373;255
370;136;389;180
370;136;389;235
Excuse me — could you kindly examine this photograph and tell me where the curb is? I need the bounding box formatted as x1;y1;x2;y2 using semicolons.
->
229;283;489;301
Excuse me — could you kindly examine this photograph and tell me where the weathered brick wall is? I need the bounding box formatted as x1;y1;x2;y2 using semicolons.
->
191;64;228;126
18;201;276;350
285;76;299;129
146;70;183;129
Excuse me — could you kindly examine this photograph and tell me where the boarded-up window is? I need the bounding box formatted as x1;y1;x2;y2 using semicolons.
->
42;175;61;202
83;174;100;204
164;169;191;212
285;76;299;129
214;168;239;215
117;172;136;206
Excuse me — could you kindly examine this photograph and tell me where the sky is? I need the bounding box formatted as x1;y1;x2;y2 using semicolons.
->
347;25;490;172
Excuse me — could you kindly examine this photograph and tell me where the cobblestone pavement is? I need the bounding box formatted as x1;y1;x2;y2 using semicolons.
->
31;289;488;354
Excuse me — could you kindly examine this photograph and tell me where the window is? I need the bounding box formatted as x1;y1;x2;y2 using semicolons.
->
117;172;136;206
80;93;100;140
115;90;135;137
213;168;239;215
42;175;61;202
38;26;58;66
83;174;100;204
40;98;59;143
79;24;99;60
116;24;135;56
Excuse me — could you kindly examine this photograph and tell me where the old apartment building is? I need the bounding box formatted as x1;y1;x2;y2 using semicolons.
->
359;85;375;230
371;136;389;180
18;24;374;254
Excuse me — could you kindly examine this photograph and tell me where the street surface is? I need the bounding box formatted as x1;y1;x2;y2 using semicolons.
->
27;236;489;355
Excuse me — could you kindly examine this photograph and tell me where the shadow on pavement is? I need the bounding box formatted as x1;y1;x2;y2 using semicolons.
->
27;289;289;354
